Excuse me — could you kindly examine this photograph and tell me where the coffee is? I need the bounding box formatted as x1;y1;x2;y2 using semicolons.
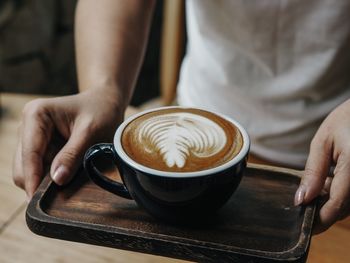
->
85;107;249;222
121;108;243;172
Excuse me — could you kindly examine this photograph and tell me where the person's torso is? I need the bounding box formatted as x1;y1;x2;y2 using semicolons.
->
178;0;350;168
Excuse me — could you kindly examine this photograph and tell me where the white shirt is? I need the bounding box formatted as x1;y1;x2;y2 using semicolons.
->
178;0;350;168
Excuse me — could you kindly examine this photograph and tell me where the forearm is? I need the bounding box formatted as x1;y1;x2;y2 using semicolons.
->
75;0;156;109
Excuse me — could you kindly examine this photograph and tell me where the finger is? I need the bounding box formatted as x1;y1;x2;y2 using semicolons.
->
50;125;93;185
13;136;25;190
317;153;350;232
294;136;332;206
21;101;53;199
312;178;332;235
321;176;332;196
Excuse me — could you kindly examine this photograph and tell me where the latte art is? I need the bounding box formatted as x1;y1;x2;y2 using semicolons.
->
138;113;227;168
121;108;243;172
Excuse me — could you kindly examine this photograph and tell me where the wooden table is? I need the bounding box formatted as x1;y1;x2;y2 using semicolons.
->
0;93;349;263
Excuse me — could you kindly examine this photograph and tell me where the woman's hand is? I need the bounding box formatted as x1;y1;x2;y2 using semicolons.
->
13;88;125;200
295;99;350;234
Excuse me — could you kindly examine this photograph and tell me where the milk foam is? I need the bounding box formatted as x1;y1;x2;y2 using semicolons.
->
138;112;227;168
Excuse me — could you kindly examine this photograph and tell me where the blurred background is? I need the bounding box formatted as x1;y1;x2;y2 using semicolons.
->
0;0;167;105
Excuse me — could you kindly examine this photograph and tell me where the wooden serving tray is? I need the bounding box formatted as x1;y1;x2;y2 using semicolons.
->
26;163;316;263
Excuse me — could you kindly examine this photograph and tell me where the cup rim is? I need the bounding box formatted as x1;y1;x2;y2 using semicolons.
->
114;106;250;178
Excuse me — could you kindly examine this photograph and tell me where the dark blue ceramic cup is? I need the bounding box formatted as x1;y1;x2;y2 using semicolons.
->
84;107;250;224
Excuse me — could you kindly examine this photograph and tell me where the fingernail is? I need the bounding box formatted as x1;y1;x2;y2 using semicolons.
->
52;165;69;185
294;185;306;206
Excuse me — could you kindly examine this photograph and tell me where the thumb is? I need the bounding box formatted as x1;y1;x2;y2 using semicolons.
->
50;128;92;185
295;136;332;206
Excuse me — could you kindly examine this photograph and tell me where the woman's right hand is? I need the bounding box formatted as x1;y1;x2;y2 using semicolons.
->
12;87;126;200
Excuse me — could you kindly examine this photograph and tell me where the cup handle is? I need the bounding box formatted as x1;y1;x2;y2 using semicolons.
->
84;143;132;199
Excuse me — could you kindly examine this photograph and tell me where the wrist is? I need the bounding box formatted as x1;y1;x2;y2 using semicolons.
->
80;82;132;112
82;83;131;116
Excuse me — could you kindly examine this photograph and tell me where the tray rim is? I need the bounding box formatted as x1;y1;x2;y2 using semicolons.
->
26;163;316;262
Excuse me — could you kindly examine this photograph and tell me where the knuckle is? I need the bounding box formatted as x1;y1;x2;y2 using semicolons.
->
62;149;80;163
13;175;24;188
22;99;47;118
304;167;318;176
23;148;41;162
303;167;320;181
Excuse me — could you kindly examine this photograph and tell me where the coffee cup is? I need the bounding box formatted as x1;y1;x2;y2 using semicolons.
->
84;107;250;223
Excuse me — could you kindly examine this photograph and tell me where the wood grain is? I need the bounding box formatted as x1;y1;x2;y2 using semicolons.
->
26;164;315;262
